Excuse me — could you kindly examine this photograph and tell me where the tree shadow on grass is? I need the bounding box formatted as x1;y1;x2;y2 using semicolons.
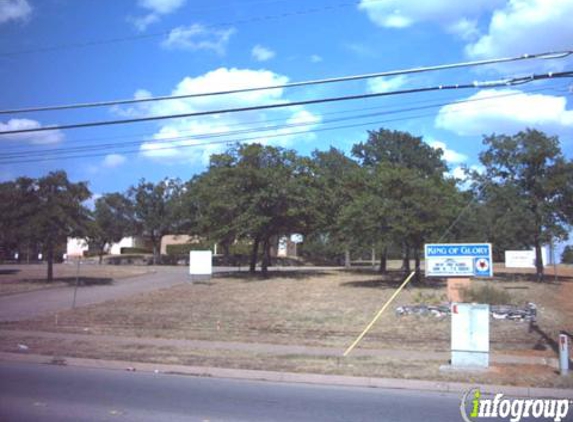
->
529;322;573;369
216;270;331;282
0;269;21;275
340;271;446;290
493;272;573;284
18;277;114;287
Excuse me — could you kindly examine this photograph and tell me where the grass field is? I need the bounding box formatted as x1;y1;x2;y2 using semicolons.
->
0;263;152;296
1;264;572;387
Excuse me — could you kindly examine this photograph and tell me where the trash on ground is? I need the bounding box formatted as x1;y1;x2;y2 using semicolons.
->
17;344;29;351
395;302;537;322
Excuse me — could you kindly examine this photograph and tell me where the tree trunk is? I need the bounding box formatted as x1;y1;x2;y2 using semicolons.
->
378;246;387;273
261;237;271;277
99;252;103;265
46;241;54;282
401;243;411;273
249;236;260;273
344;249;351;268
534;237;544;282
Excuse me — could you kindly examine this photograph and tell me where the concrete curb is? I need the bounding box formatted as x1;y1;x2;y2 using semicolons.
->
1;352;571;399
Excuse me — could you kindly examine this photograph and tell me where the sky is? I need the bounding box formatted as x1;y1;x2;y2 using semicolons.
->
0;0;572;199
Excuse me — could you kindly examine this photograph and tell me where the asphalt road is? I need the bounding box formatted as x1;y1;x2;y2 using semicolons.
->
0;362;491;422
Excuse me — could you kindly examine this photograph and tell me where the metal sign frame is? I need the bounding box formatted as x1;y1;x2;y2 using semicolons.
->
425;243;493;278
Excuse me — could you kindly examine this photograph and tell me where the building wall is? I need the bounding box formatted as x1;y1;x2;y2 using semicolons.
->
160;235;194;255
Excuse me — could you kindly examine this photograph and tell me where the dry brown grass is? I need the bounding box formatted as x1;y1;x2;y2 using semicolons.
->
5;268;571;353
0;263;152;296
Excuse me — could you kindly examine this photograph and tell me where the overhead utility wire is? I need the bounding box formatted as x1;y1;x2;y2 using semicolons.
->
0;85;564;159
1;49;571;115
1;70;572;137
1;86;570;165
0;0;388;57
2;83;561;152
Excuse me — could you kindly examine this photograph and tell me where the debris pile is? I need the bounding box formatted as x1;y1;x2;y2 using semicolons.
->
395;305;450;318
395;302;537;322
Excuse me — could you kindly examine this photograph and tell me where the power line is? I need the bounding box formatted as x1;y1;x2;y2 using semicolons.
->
0;0;386;58
1;49;571;115
0;84;565;159
1;70;572;137
1;85;570;165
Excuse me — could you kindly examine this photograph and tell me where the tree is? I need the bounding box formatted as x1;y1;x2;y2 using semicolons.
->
350;128;449;271
91;193;134;264
308;147;361;265
351;128;447;177
6;172;91;281
340;165;460;280
129;178;184;265
476;129;573;281
561;245;573;264
190;143;321;276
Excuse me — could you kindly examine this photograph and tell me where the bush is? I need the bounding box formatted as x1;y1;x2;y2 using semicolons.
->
461;284;512;305
121;247;152;254
561;245;573;264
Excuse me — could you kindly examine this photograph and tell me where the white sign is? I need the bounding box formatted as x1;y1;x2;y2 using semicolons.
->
505;248;547;268
451;303;489;367
290;234;303;244
189;250;212;275
425;243;493;277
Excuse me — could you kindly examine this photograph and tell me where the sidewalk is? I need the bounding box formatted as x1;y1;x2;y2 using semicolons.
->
0;329;559;367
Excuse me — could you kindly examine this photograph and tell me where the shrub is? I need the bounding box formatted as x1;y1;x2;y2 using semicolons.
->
561;245;573;264
461;284;512;305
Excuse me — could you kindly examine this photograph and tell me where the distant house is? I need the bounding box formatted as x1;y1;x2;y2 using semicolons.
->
66;236;148;257
160;234;195;255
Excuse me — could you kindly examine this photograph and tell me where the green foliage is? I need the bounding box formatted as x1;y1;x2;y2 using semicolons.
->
129;178;185;264
90;193;134;262
461;284;512;305
0;171;91;280
120;247;152;254
351;128;447;177
189;143;322;275
475;129;573;279
561;245;573;264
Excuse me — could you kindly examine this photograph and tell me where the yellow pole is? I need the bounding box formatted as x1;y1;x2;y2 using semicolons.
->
343;271;416;357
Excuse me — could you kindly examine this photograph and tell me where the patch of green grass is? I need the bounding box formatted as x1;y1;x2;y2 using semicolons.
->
461;284;512;305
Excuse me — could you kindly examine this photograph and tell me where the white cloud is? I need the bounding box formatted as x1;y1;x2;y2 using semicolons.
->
139;0;186;15
102;154;127;168
450;164;484;181
310;54;323;63
130;0;186;31
162;24;236;55
114;68;321;164
0;118;64;144
427;140;468;163
435;89;573;137
0;0;31;24
465;0;573;63
447;18;480;41
357;0;503;29
367;75;408;93
251;45;275;62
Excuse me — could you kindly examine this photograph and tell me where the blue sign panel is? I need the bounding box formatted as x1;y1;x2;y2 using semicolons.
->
425;243;493;277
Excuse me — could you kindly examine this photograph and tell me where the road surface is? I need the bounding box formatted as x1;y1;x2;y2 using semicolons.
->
0;361;501;422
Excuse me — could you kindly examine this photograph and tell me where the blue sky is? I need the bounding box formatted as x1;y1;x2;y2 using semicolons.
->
1;0;572;199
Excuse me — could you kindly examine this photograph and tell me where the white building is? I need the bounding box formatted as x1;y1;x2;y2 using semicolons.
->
66;236;147;257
